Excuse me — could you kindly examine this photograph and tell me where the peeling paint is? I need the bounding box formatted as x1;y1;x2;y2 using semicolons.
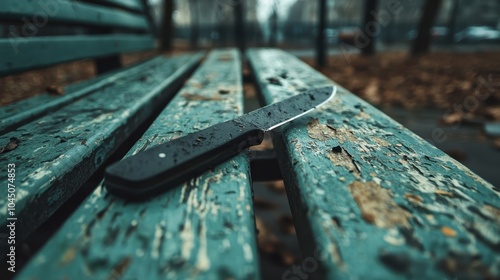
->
349;181;411;228
326;148;360;177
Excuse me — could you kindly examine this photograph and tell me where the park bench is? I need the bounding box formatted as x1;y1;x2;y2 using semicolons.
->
1;3;499;278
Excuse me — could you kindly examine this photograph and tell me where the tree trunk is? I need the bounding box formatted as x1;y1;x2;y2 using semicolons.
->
234;0;245;54
411;0;443;56
361;0;378;55
447;0;459;44
189;0;199;50
160;0;174;51
269;8;278;47
315;0;327;68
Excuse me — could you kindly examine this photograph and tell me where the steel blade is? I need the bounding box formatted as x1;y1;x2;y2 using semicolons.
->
238;86;336;131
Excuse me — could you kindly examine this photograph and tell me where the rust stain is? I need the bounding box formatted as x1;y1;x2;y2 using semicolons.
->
349;181;411;228
326;148;360;177
59;247;76;266
435;190;455;198
181;93;223;101
441;226;457;237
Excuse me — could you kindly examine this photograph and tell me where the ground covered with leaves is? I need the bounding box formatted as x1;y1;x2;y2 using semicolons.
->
0;51;158;106
304;52;500;124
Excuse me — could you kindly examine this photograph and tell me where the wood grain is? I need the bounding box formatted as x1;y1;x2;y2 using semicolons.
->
17;50;259;279
248;48;500;279
0;53;203;256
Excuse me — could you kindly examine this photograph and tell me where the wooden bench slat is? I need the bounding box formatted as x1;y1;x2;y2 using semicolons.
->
97;0;144;12
0;0;148;30
248;49;500;279
17;49;260;279
0;53;203;255
0;35;155;76
0;56;166;134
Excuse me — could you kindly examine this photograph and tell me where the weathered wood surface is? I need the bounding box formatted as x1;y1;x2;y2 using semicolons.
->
248;49;500;279
0;35;155;76
0;53;203;255
0;56;165;134
0;0;148;30
17;49;260;279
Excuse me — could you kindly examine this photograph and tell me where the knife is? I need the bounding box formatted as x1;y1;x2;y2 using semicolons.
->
104;86;336;199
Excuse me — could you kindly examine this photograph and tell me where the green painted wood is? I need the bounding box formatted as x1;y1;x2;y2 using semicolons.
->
0;56;165;134
0;0;148;30
0;34;155;76
0;53;203;255
17;49;259;280
248;49;500;279
98;0;144;12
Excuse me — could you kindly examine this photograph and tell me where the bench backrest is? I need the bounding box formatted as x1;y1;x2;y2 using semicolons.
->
0;0;156;76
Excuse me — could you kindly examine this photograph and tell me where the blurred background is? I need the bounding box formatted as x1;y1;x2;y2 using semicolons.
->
1;0;499;278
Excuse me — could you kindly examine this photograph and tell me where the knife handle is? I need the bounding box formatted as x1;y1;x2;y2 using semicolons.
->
104;120;265;199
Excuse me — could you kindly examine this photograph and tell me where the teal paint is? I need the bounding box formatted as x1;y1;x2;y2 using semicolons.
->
0;35;155;76
0;0;148;31
100;0;144;12
0;54;203;255
248;49;500;279
17;50;259;279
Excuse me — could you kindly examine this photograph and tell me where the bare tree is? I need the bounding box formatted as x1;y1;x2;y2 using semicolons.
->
189;0;199;49
234;0;245;54
411;0;443;55
160;0;174;51
447;0;460;44
269;3;278;47
316;0;327;67
361;0;378;55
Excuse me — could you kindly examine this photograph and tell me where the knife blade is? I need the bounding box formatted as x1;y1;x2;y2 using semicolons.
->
104;86;336;199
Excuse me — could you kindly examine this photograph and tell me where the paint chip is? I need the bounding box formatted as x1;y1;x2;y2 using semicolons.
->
59;248;76;265
0;137;20;154
307;118;337;141
349;181;411;228
435;190;455;197
307;119;357;143
326;148;360;177
441;226;457;237
404;193;423;204
182;93;223;101
356;111;371;119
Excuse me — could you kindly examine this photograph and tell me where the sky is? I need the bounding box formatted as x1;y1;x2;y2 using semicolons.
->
256;0;298;22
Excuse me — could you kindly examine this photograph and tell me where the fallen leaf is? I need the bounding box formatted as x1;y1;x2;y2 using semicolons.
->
46;85;64;95
253;196;277;210
440;112;462;126
278;215;295;235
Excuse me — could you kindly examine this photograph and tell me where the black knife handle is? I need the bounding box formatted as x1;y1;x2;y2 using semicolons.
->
104;119;264;199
